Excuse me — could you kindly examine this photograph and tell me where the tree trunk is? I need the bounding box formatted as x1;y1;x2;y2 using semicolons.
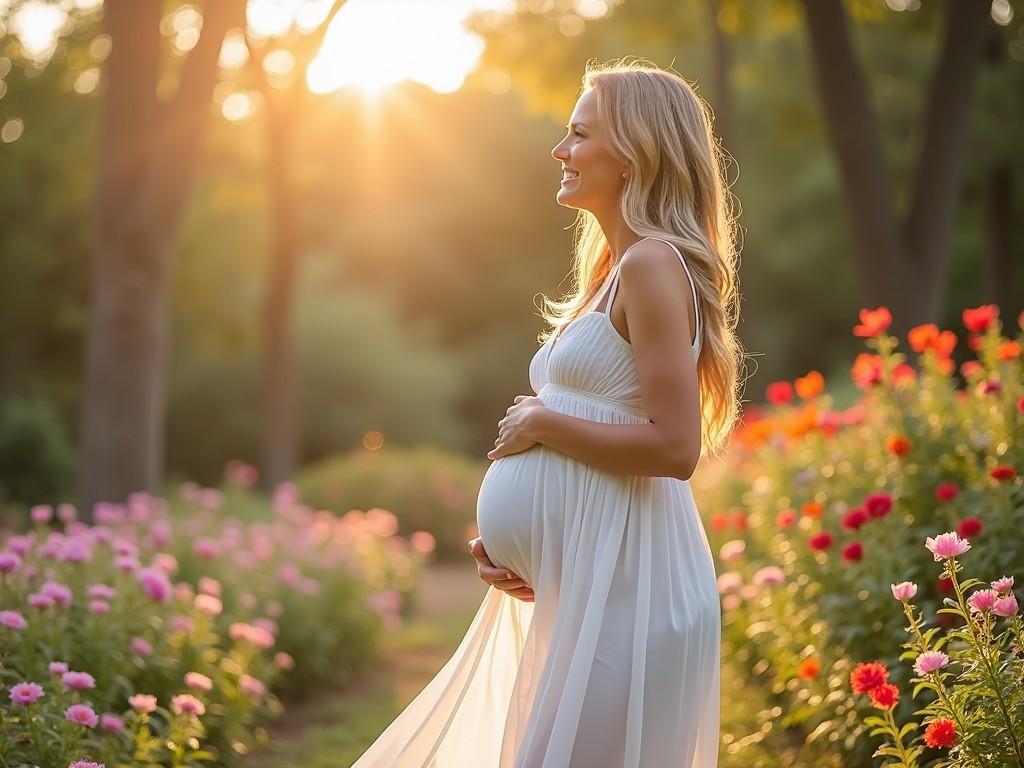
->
706;0;735;156
800;0;992;339
987;164;1014;319
80;0;244;512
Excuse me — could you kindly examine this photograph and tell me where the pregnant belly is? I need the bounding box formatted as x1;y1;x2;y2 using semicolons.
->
476;446;551;586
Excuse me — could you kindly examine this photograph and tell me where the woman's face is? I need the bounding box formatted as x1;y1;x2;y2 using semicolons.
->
550;89;628;214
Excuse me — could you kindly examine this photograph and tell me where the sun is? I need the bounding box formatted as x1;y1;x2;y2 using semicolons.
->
307;0;514;95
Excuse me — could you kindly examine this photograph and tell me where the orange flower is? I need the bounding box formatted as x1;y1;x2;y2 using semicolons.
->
783;404;818;439
892;363;916;385
997;340;1021;361
908;323;957;358
802;501;823;519
795;370;825;399
853;307;893;338
797;656;821;680
885;435;911;456
851;354;884;390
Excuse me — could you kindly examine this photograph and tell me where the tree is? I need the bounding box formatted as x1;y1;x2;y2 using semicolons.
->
80;0;246;510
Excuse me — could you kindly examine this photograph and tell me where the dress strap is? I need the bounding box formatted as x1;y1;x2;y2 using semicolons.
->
640;237;701;346
600;265;623;315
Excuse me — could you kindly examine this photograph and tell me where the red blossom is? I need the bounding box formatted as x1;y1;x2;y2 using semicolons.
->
849;661;888;694
990;465;1017;481
853;307;893;338
1018;395;1024;414
885;435;911;456
998;340;1021;361
956;517;983;538
841;542;863;563
797;656;821;679
891;364;916;385
960;360;983;378
710;513;729;533
935;482;959;502
766;381;794;405
908;324;957;357
809;532;833;551
851;354;884;390
924;718;957;749
962;304;999;334
841;509;868;531
776;509;797;529
938;576;954;594
864;492;893;519
868;682;899;710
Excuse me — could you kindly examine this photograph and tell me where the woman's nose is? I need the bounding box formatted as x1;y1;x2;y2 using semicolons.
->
551;139;569;161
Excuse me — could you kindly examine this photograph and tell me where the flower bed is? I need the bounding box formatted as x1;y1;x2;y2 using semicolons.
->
694;305;1023;767
0;475;433;767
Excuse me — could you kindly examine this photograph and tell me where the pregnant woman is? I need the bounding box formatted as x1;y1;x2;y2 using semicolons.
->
352;58;744;767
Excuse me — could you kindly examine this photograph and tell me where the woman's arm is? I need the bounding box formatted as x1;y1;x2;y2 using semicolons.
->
528;240;702;480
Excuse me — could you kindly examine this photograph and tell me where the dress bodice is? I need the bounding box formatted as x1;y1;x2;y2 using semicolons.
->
528;237;702;415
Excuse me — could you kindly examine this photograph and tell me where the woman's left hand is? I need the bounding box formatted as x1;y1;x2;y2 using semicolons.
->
487;395;546;460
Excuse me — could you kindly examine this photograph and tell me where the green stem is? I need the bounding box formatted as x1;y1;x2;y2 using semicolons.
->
884;705;915;768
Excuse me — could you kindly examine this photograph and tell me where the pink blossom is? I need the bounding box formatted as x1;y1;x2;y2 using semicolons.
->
925;532;971;561
62;671;96;690
6;533;35;556
99;713;125;733
171;694;205;717
137;568;172;603
225;459;259;487
49;661;69;675
265;599;284;618
891;582;918;602
718;539;746;564
94;501;125;525
184;672;213;692
991;576;1015;593
65;703;99;728
228;622;275;649
130;636;152;656
274;651;295;670
114;555;140;573
128;693;157;713
752;566;785;587
88;600;110;615
716;572;743;594
31;504;54;524
913;651;949;676
170;616;193;633
112;539;139;557
968;588;999;613
150;553;178;575
69;761;105;768
57;503;77;522
993;594;1019;617
193;537;221;558
9;682;44;705
239;674;266;697
28;593;55;609
197;577;221;597
194;594;222;617
58;539;91;563
0;552;22;573
173;583;194;602
87;584;116;601
0;610;27;630
41;580;73;606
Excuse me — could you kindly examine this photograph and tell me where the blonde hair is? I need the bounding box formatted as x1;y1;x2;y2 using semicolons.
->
538;57;746;457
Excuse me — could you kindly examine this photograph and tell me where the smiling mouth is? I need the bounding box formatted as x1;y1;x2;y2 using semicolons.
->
560;171;579;184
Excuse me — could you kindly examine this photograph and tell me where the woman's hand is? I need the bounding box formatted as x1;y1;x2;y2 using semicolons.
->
468;537;534;602
487;395;546;460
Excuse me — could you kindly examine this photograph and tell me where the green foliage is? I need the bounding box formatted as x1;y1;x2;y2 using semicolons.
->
0;396;75;509
296;444;487;563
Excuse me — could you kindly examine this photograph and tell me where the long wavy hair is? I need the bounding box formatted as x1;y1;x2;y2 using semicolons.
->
537;58;747;457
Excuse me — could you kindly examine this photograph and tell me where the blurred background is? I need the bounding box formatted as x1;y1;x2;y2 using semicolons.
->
0;0;1022;513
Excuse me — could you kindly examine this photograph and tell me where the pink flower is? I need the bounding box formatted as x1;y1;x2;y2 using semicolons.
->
925;532;971;561
184;672;213;692
99;713;125;732
114;555;140;573
197;577;221;597
88;600;110;615
993;595;1019;618
9;682;44;705
57;503;77;522
171;694;205;717
967;588;999;613
87;584;116;601
0;552;22;573
716;572;743;594
193;537;221;558
136;568;172;603
62;671;96;691
274;651;295;670
49;661;69;675
194;594;222;617
66;703;99;728
128;693;157;713
130;636;152;656
28;593;55;609
753;566;785;587
239;674;266;697
0;610;27;630
30;504;54;524
69;761;105;768
991;576;1015;593
719;540;746;563
40;580;72;606
891;582;918;602
913;651;949;676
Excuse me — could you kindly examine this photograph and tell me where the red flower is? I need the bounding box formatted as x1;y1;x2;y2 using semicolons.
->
1018;395;1024;414
908;324;957;357
998;340;1021;361
766;381;794;405
776;509;797;529
710;513;729;533
842;541;863;563
990;465;1017;481
853;307;893;338
841;508;868;531
960;360;983;378
935;482;959;502
809;532;832;551
851;354;884;389
885;435;911;456
962;304;999;334
979;379;1001;396
864;492;893;519
868;682;900;710
956;517;983;538
891;363;916;385
850;661;888;694
924;718;957;749
938;576;954;594
797;656;821;679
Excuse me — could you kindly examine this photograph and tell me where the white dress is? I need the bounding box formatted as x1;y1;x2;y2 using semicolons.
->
352;236;721;767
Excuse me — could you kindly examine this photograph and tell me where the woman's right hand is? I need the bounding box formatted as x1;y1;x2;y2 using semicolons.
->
468;537;534;602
